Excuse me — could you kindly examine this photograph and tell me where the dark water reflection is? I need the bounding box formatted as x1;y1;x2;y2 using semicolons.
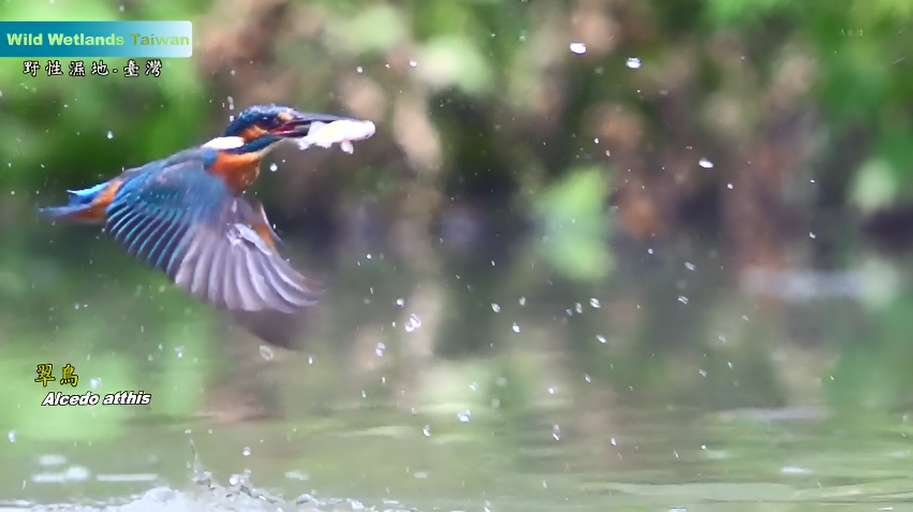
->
2;222;913;511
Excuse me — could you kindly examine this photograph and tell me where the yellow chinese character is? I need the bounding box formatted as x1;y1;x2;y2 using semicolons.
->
35;364;55;387
60;363;79;387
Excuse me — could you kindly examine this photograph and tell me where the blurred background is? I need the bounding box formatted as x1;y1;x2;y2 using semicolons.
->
3;0;913;510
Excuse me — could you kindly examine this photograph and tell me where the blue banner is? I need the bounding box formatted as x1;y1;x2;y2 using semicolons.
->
0;21;192;58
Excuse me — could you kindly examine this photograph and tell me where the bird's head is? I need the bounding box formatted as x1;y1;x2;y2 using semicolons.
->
210;104;347;155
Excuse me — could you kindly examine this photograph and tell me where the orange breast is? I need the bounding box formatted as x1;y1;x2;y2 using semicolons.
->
209;152;262;195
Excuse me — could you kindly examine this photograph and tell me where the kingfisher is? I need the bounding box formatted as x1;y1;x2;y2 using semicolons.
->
39;104;356;347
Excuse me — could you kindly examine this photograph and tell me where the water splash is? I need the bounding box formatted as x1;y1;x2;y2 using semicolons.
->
405;314;422;333
569;41;587;55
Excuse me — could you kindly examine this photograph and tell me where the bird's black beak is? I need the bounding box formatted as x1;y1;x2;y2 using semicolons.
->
269;111;350;138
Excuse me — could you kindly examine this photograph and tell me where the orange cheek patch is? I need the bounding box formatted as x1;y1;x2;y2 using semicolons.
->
240;125;267;142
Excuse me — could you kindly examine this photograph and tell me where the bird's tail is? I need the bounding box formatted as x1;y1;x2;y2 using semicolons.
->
38;181;113;224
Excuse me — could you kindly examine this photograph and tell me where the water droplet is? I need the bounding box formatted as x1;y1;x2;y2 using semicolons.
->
175;346;186;358
611;437;617;446
308;356;314;364
269;163;278;172
519;296;526;306
511;322;520;333
626;57;641;69
677;295;689;305
552;424;561;440
699;369;708;377
590;298;601;308
375;342;386;357
89;377;101;389
699;158;714;169
457;410;472;423
227;95;234;111
356;66;364;73
395;298;405;307
106;130;113;139
242;446;251;456
405;314;422;333
491;303;501;313
727;182;734;189
685;262;696;271
408;60;418;67
118;4;124;11
259;345;274;361
809;232;816;239
596;335;607;344
569;41;587;55
422;425;431;437
8;430;15;443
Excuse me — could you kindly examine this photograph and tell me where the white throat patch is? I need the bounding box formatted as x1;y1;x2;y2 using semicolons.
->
202;136;245;150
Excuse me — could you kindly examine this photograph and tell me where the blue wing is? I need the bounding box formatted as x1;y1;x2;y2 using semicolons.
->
104;151;322;314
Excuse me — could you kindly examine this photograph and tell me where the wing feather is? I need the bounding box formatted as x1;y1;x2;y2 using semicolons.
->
104;152;323;317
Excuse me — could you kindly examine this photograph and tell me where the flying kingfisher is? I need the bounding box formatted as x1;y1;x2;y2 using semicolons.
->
39;104;359;347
